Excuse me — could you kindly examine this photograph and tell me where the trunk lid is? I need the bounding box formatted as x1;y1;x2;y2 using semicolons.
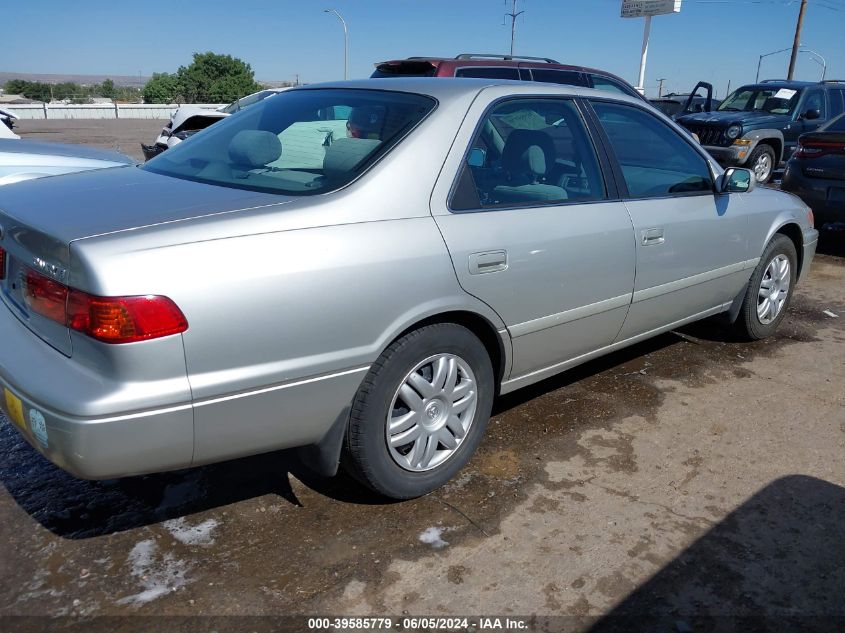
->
0;166;295;355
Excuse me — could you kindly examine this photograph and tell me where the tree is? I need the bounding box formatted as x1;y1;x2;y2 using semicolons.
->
175;52;262;103
143;72;180;104
100;78;116;99
4;79;29;95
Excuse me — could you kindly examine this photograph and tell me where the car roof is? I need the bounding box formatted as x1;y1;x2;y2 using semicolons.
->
743;81;816;90
376;56;632;82
296;77;646;105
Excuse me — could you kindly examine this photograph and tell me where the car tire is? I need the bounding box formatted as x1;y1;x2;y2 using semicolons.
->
747;144;776;184
343;323;494;499
733;234;797;340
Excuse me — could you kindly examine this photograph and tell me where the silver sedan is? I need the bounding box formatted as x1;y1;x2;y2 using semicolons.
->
0;79;817;499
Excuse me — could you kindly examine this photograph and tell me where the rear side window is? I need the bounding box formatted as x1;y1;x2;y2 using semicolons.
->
452;98;606;211
528;69;585;87
592;101;714;199
831;90;845;116
455;67;520;80
825;113;845;132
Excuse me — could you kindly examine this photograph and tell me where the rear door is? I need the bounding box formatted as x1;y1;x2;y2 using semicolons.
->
430;91;636;385
587;99;751;340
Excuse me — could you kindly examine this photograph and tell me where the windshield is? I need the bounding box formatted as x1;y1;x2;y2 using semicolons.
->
717;86;801;115
143;88;436;195
219;89;280;114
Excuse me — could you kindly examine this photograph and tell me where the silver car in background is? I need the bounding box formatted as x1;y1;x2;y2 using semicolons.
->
0;79;817;499
0;139;133;186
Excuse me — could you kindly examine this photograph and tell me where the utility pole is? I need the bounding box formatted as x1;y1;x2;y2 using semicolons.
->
505;0;524;57
787;0;808;80
324;9;349;80
656;78;666;97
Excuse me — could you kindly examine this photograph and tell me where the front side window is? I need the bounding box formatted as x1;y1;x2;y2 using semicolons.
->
455;67;520;80
802;90;826;118
592;101;713;199
143;89;435;195
452;98;606;211
718;86;802;115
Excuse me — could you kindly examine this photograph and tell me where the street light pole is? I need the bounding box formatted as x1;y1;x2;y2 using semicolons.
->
756;46;793;83
324;8;348;80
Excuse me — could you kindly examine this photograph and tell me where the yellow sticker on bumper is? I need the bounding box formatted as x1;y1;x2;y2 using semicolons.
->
3;388;25;430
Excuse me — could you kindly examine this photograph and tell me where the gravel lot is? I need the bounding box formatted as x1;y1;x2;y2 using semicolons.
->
2;121;844;631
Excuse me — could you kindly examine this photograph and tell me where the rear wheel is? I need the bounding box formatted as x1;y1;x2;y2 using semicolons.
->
344;323;494;499
747;144;776;184
733;234;797;340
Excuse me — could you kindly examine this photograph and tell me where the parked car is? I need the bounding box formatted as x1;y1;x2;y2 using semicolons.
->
0;79;817;499
677;79;845;183
782;112;845;228
141;88;288;160
0;107;19;140
0;139;133;186
372;53;647;101
650;82;720;120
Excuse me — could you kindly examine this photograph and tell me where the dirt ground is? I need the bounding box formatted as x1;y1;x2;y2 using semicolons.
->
1;121;845;632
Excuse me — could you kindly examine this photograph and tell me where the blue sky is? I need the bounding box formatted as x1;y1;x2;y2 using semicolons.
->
3;0;844;97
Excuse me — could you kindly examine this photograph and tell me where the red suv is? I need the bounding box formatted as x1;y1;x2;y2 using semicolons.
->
371;54;645;101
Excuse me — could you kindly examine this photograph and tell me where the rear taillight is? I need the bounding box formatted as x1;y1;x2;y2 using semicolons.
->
0;246;6;280
794;140;845;159
67;292;187;344
23;269;68;323
22;267;187;344
808;207;815;228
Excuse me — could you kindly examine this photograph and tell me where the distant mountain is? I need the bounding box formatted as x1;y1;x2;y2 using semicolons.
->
0;72;291;89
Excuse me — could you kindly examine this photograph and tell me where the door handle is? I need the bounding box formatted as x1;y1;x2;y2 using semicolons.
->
641;228;665;246
469;250;508;274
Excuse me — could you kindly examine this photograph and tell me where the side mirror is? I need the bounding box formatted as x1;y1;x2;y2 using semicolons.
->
720;167;756;193
802;109;821;121
467;147;487;168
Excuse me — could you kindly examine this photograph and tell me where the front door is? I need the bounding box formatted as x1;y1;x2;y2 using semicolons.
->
588;99;751;341
430;94;636;384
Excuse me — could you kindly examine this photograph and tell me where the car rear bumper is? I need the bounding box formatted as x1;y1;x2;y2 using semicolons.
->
782;166;845;227
0;303;194;479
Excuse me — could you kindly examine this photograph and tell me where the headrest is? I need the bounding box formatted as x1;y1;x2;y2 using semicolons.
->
322;137;382;180
501;129;554;177
228;130;282;168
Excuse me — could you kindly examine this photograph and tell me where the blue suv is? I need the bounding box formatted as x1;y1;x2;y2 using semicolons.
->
677;80;845;183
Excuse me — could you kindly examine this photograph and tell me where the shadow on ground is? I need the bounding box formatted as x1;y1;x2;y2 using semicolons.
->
590;475;845;632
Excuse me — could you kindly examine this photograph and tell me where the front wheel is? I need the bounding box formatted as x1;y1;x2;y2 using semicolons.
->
747;144;776;184
344;323;494;499
733;234;797;340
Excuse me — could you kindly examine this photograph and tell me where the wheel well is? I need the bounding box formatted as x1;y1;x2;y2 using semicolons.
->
395;311;507;388
776;223;804;277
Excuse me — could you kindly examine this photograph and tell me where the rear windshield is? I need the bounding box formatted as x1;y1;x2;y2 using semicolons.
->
142;89;436;195
371;61;437;78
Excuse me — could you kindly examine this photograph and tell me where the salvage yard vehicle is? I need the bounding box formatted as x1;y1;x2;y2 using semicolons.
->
0;107;19;140
0;79;817;499
782;112;845;228
677;79;845;184
372;53;646;101
0;139;133;186
141;88;288;160
650;82;720;120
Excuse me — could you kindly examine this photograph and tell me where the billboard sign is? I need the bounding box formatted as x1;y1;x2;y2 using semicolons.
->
621;0;682;18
